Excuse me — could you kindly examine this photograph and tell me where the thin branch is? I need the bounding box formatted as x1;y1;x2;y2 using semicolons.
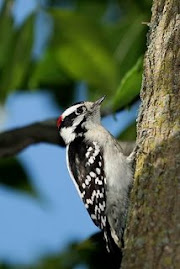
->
0;119;65;157
0;118;135;158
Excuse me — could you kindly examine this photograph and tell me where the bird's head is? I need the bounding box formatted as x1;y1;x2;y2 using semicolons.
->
57;96;105;145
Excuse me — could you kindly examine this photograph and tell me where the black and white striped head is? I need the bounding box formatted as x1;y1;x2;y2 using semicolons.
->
57;96;105;145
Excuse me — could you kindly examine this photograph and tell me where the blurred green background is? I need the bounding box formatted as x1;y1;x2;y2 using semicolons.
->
0;0;151;268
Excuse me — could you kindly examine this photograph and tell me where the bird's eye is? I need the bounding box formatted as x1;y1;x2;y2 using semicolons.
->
76;106;85;115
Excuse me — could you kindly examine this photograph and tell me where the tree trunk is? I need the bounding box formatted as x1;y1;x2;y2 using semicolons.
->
121;0;180;268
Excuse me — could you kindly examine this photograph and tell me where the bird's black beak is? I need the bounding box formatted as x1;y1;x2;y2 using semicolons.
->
93;96;105;107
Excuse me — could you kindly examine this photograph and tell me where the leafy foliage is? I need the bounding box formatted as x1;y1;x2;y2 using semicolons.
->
0;0;151;109
112;57;143;111
51;9;119;90
0;1;34;100
0;232;119;269
0;157;35;194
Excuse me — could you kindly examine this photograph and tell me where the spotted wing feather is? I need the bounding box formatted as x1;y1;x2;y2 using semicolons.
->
68;136;112;246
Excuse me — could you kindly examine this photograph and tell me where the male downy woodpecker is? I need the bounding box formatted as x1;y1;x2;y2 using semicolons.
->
57;97;134;252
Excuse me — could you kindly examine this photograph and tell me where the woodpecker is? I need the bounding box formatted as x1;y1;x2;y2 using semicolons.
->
57;96;134;252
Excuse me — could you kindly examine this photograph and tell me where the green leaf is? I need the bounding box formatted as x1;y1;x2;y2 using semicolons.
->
29;50;67;89
113;18;145;78
112;56;143;111
0;14;34;100
0;0;15;69
29;50;76;108
49;9;119;93
76;0;108;18
0;157;35;195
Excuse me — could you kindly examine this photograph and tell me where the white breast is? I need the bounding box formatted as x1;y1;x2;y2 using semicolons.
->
85;124;133;191
104;144;132;190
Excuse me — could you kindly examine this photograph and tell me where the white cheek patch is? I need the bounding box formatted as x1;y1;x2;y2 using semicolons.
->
60;105;85;144
61;126;76;144
62;104;82;118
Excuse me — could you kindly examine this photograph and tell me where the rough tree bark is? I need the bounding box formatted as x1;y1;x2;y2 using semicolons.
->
121;0;180;268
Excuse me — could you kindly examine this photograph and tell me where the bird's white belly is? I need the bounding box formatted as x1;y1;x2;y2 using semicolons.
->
104;146;132;191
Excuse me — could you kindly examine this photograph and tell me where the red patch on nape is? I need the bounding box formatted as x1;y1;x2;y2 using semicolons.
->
57;115;63;129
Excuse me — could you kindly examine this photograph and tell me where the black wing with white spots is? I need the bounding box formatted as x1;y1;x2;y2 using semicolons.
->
68;136;111;247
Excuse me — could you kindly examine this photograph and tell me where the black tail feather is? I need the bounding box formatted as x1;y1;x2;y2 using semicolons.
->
104;224;123;268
